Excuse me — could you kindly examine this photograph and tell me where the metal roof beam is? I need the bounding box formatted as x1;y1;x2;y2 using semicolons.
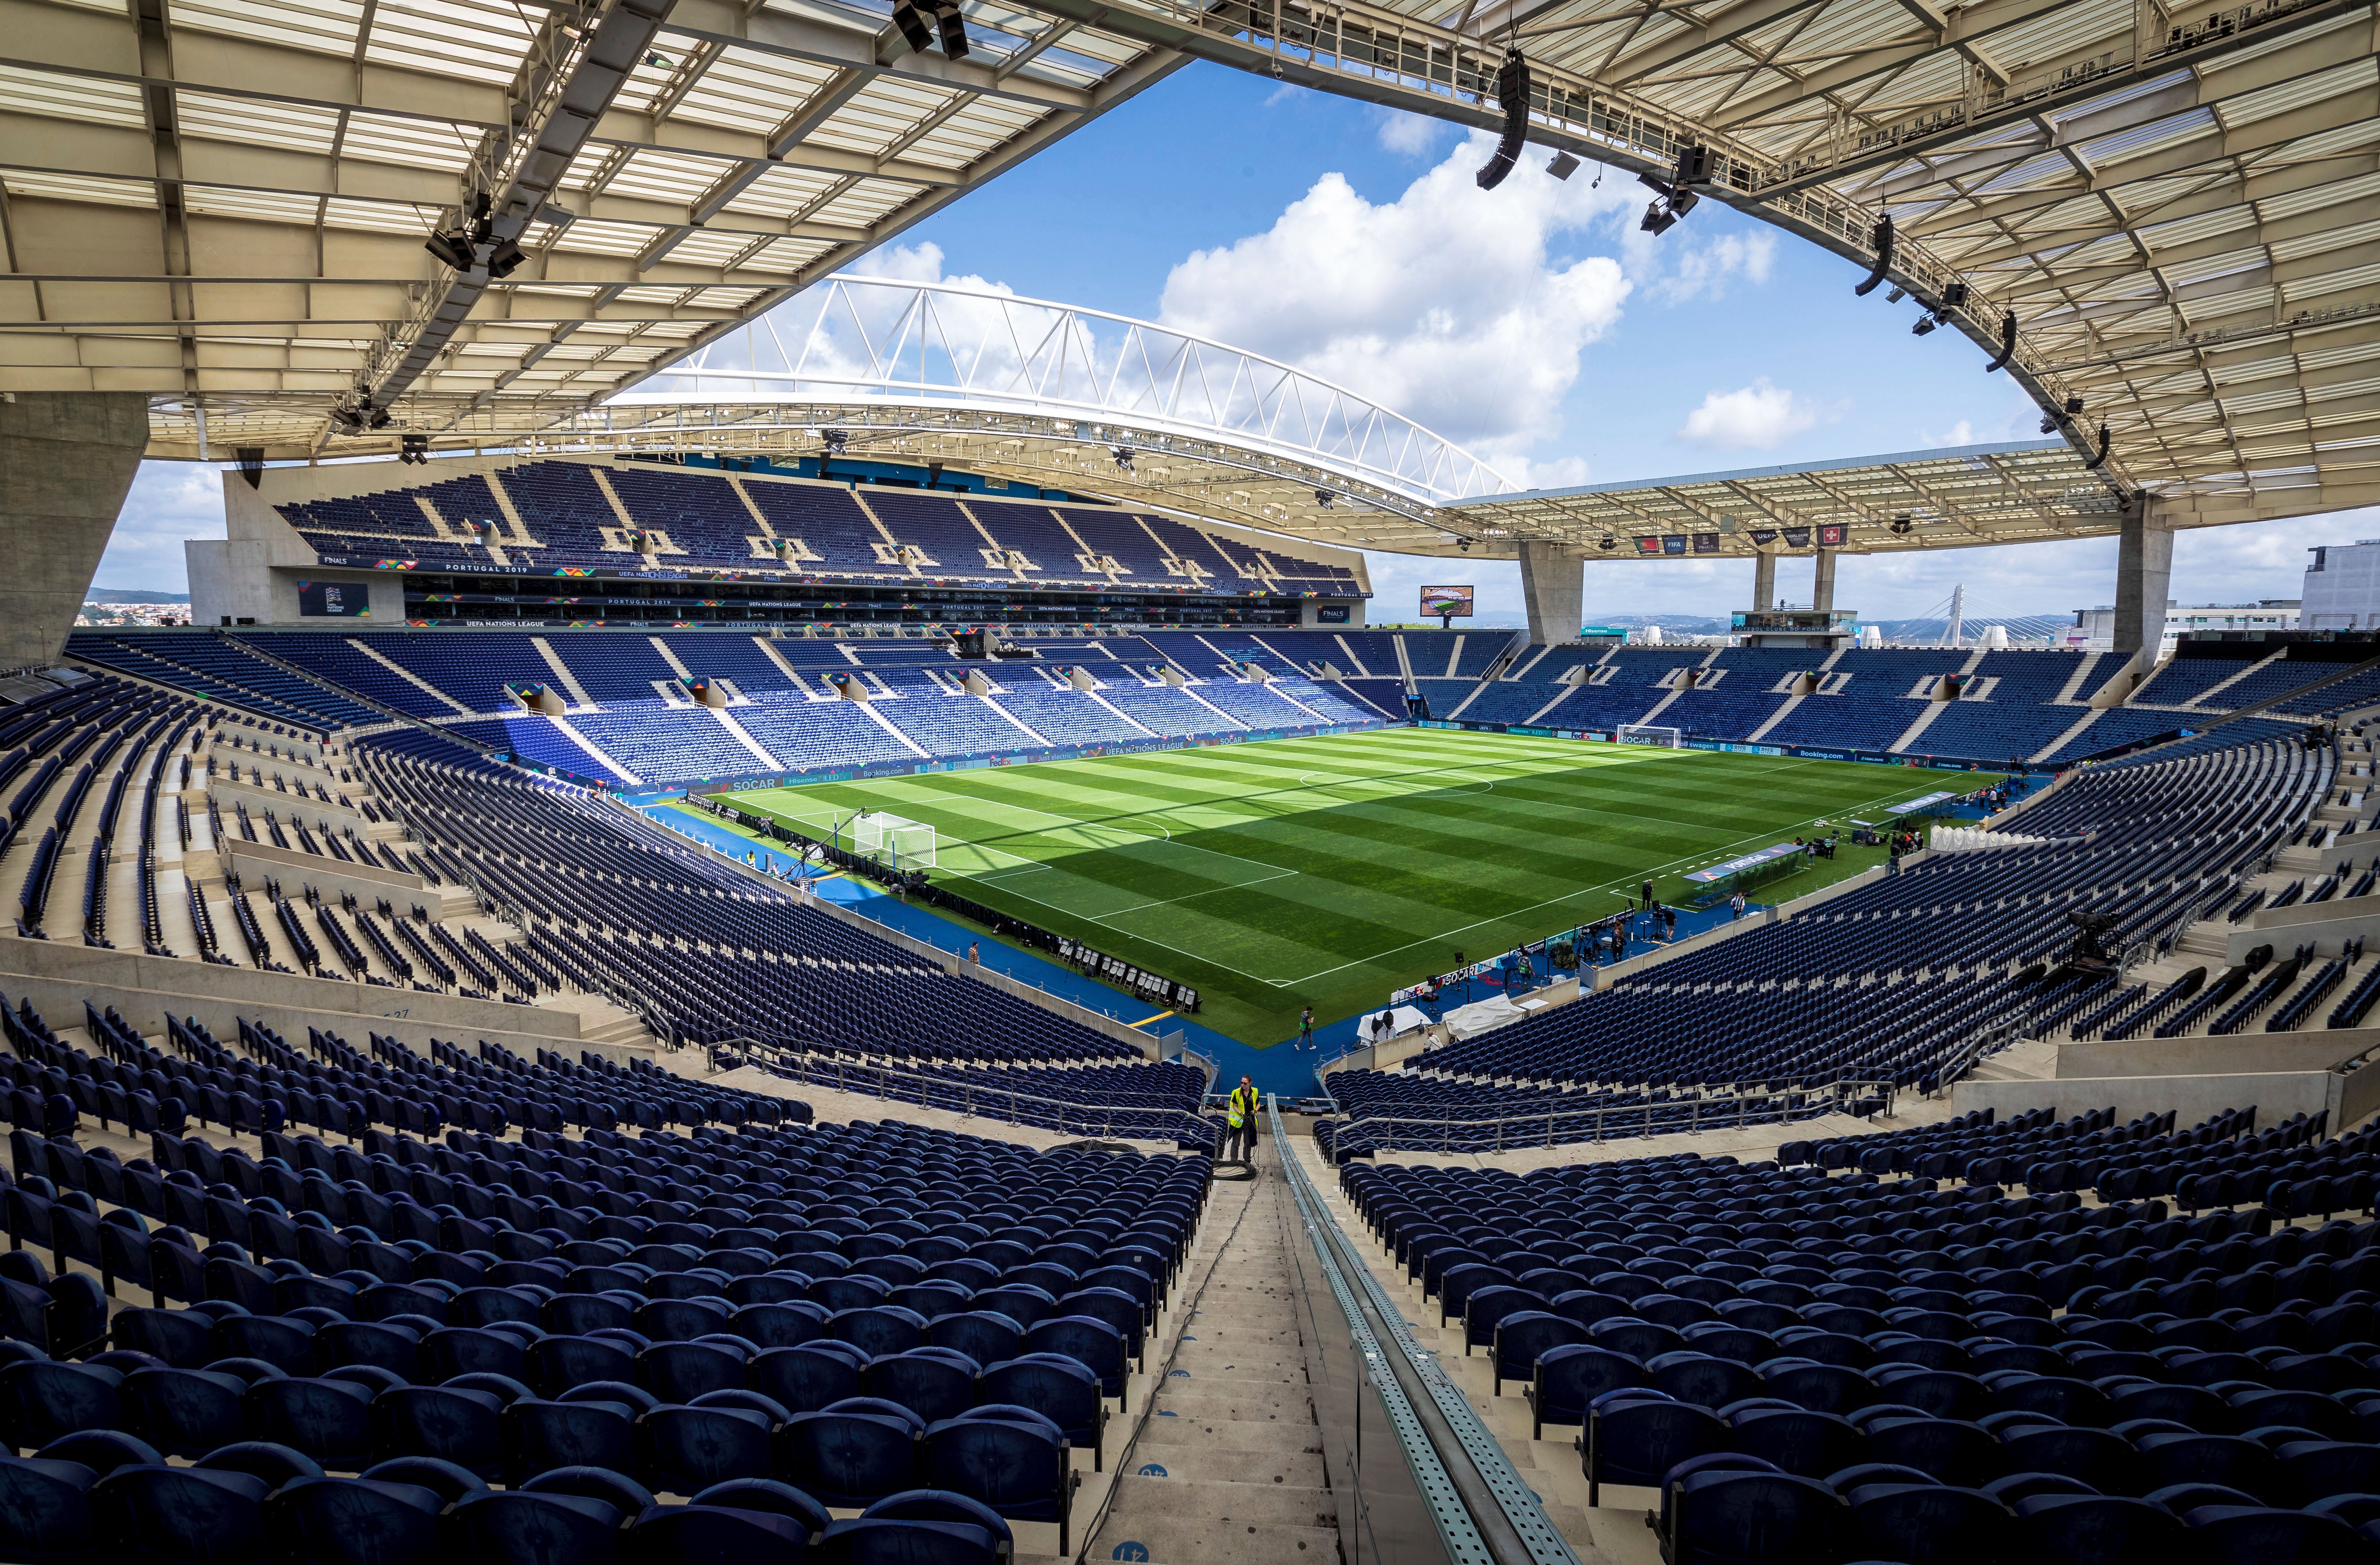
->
354;0;680;416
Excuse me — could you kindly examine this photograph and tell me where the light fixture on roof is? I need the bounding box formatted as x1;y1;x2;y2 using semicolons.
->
398;435;429;465
1639;145;1709;235
1885;287;1906;304
1912;316;1938;336
644;50;671;67
1313;489;1334;509
1112;446;1135;472
1890;513;1913;535
1600;534;1616;551
892;0;968;58
819;428;848;455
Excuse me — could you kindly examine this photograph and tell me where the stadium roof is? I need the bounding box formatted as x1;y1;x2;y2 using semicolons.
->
1443;439;2123;559
0;0;1182;458
1012;0;2380;532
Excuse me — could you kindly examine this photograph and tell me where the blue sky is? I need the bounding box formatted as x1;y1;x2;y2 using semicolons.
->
101;62;2370;623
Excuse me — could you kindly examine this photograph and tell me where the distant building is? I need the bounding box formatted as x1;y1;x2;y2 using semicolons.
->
2068;600;2299;654
2304;541;2380;630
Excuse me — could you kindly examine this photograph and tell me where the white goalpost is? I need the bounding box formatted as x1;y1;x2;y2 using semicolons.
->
849;811;938;869
1614;724;1685;748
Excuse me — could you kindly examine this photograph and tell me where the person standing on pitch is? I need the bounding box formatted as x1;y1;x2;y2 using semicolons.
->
1299;1006;1314;1050
1226;1075;1259;1162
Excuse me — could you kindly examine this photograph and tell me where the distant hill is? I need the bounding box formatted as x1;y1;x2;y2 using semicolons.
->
85;589;189;604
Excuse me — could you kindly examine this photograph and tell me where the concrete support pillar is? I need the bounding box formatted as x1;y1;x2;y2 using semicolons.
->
2114;494;2174;658
1752;553;1776;612
0;393;151;670
1516;539;1582;646
1812;548;1838;613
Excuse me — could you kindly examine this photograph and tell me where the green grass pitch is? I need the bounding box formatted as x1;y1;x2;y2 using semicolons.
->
719;728;1987;1046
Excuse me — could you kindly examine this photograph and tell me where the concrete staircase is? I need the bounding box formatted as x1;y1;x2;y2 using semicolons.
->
1088;1142;1337;1565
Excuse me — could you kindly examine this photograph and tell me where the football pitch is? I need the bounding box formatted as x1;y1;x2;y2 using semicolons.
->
719;728;1986;1045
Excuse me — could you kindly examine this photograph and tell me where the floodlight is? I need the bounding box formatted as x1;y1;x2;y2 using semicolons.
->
399;435;429;465
891;1;936;51
1641;202;1679;235
1890;514;1913;535
820;428;848;455
1912;316;1937;336
424;229;476;270
487;238;525;280
936;4;969;58
1600;534;1616;551
1112;446;1135;471
1314;489;1334;508
1885;287;1906;303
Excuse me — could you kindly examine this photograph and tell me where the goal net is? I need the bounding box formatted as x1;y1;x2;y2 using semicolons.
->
850;812;937;869
1615;724;1685;748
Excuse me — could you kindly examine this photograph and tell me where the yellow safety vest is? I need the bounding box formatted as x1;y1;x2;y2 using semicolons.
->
1227;1088;1257;1128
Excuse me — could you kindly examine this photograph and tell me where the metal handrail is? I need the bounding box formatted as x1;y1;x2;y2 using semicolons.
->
1318;1077;1899;1155
730;1036;1217;1143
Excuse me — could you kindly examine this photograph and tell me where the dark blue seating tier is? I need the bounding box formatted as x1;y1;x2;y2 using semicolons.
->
0;990;1208;1562
1346;1104;2380;1564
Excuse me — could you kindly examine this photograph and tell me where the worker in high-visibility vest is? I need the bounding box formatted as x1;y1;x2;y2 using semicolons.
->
1226;1075;1259;1163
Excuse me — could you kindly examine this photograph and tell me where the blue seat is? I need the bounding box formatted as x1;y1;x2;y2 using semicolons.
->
120;1368;246;1459
980;1357;1102;1463
2134;1432;2272;1498
1023;1317;1124;1398
751;1345;864;1415
34;1429;159;1479
1648;1353;1763;1413
1666;1468;1846;1565
2179;1505;2362;1565
247;1377;376;1470
623;1498;812;1563
864;1351;978;1426
359;1456;485;1507
777;1401;922;1509
1530;1345;1644;1439
442;1490;621;1565
638;1344;743;1406
1727;1406;1865;1480
2011;1493;2186;1565
112;1309;216;1370
265;1475;443;1565
1845;1482;2013;1565
1586;1392;1723;1505
1492;1313;1585;1395
928;1314;1021;1370
0;1363;120;1455
92;1463;273;1565
0;1454;100;1562
504;1398;636;1484
816;1490;1010;1565
636;1404;775;1494
1861;1417;1998;1487
371;1385;503;1479
921;1407;1071;1551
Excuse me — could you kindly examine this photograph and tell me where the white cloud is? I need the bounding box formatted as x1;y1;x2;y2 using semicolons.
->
1374;108;1445;157
1158;133;1637;477
844;240;1007;295
1648;230;1776;304
1922;419;1977;447
1676;378;1830;450
93;462;225;596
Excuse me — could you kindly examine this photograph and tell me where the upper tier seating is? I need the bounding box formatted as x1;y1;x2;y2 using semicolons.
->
277;461;1358;590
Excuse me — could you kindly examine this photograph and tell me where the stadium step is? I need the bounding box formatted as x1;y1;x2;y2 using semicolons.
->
1087;1140;1337;1565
